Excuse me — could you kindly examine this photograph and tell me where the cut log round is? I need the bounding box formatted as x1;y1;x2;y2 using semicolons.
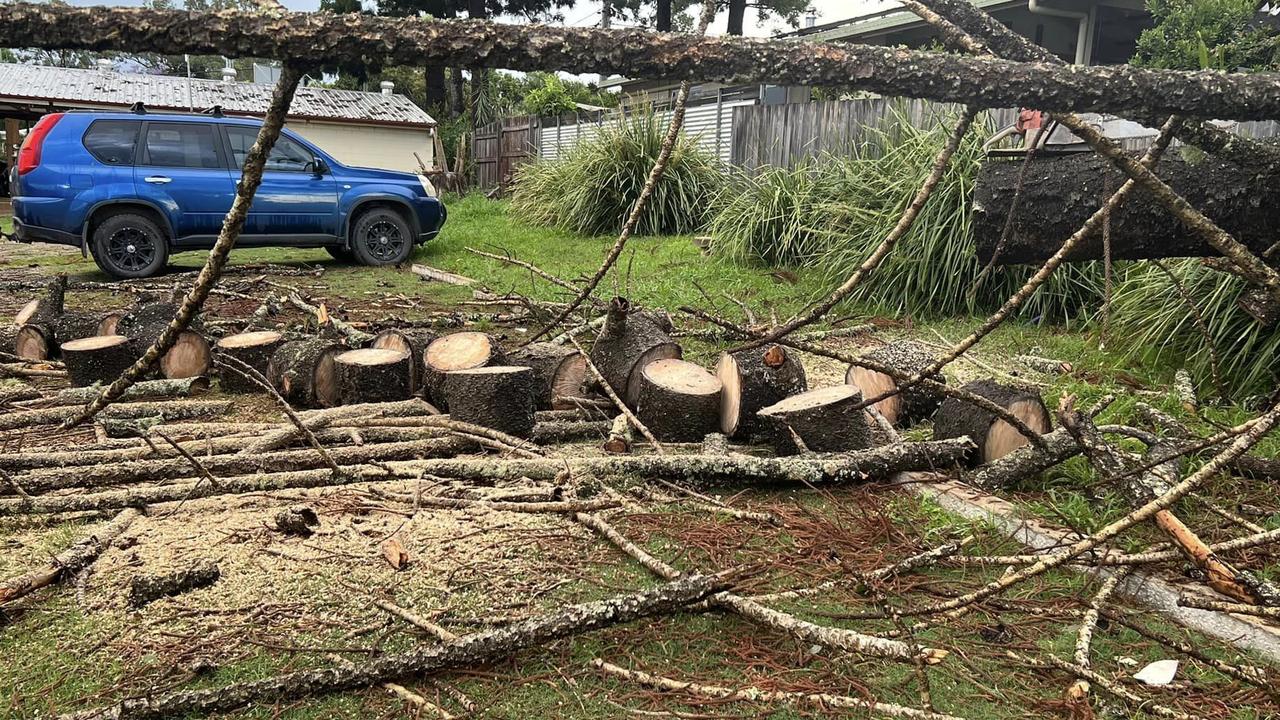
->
422;331;505;409
97;311;126;336
442;365;537;438
845;341;945;427
509;341;588;410
118;302;211;379
13;323;55;360
371;328;437;394
932;379;1052;464
334;347;413;405
13;274;66;326
715;344;807;438
758;385;875;455
53;311;109;345
635;358;722;442
60;335;138;387
159;331;212;379
214;330;285;392
268;339;344;408
589;299;682;406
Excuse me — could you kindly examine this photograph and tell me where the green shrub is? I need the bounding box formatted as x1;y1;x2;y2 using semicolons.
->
709;108;1105;322
1111;260;1280;398
510;110;724;237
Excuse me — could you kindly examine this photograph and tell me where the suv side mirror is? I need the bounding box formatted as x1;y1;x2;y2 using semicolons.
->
310;158;329;177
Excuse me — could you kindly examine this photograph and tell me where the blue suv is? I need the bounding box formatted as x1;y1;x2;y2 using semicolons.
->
9;109;447;278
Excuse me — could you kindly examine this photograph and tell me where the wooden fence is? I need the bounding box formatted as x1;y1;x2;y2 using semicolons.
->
473;116;540;194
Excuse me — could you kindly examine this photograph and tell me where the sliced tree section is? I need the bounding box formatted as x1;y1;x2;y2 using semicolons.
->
845;341;945;427
509;342;588;409
933;379;1051;464
636;358;722;442
715;344;807;438
118;302;212;379
442;366;537;438
214;330;285;392
371;328;436;394
13;323;55;360
61;335;138;388
97;310;126;336
53;311;111;345
974;151;1280;266
13;274;66;326
758;385;875;455
423;332;506;410
334;348;413;405
268;339;344;408
589;299;681;406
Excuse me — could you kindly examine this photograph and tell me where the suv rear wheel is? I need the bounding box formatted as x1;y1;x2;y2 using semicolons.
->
350;207;413;267
91;212;170;279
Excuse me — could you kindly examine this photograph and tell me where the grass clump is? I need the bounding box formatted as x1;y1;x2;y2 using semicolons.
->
1111;260;1280;398
510;109;724;237
709;107;1105;323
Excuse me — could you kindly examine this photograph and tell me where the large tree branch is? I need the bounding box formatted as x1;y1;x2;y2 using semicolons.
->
1;4;1280;120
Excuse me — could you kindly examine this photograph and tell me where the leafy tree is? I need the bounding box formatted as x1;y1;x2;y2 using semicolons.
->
1133;0;1280;71
521;75;580;115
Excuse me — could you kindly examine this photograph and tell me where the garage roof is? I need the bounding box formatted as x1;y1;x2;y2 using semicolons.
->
0;62;436;128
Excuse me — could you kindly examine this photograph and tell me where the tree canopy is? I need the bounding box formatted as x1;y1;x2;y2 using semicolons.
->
1133;0;1280;71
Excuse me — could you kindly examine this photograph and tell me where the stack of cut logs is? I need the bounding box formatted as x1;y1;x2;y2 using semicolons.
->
5;281;1050;463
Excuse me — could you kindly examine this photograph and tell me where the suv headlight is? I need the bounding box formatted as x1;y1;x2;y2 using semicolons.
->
417;174;438;198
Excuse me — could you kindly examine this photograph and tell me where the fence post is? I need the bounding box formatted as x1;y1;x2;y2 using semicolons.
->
715;87;724;161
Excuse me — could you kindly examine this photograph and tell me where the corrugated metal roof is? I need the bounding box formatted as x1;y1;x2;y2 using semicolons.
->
0;63;435;127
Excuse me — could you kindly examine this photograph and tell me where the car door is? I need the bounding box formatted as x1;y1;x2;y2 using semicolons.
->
134;121;235;243
224;125;340;241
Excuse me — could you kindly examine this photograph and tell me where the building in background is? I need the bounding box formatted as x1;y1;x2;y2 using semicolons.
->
0;61;436;192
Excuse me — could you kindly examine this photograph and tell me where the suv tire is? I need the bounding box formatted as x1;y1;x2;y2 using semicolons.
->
91;212;170;279
350;207;413;267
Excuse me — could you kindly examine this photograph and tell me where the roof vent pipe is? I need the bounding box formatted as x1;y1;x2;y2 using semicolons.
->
96;58;114;74
221;66;237;85
804;8;816;27
380;80;395;95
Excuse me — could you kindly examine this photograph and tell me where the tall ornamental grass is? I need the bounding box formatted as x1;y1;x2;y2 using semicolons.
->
510;110;723;237
709;109;1105;323
1111;261;1279;397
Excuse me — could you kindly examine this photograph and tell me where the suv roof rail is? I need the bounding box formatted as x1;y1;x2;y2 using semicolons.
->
202;105;225;118
130;102;147;115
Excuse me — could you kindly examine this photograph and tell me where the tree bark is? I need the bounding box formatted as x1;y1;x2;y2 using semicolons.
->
370;328;436;395
588;299;681;406
715;344;807;439
845;341;944;427
0;399;232;432
268;338;344;409
333;348;413;405
635;359;722;442
422;331;505;410
758;385;876;455
58;574;724;720
3;4;1280;120
726;0;745;35
441;366;537;439
0;508;140;604
975;151;1280;266
127;561;220;608
508;342;587;410
214;330;284;393
656;0;671;31
933;380;1051;464
60;336;141;388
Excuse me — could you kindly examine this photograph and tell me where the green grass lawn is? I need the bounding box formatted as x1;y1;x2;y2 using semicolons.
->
1;197;1277;719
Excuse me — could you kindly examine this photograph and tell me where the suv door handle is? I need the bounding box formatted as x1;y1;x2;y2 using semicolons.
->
143;176;172;184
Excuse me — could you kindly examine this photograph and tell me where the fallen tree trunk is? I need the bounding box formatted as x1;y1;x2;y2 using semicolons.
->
128;561;220;608
0;439;975;515
13;274;66;328
509;342;588;410
975;151;1280;266
422;332;506;410
53;311;112;345
0;508;140;605
589;299;681;406
118;303;213;379
14;322;56;361
268;338;344;408
56;573;724;720
370;328;436;394
0;400;232;432
32;377;207;407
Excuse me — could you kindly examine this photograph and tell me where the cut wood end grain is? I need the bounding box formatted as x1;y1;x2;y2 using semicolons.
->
215;330;283;349
426;332;494;371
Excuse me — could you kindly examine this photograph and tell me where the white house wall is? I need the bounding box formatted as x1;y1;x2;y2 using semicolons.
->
287;120;433;173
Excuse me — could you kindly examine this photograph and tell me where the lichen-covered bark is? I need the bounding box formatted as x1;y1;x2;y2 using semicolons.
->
0;508;140;604
3;4;1280;120
59;574;724;720
974;151;1280;265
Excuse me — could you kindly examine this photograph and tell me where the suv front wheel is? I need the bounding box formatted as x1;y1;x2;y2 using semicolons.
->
91;212;170;279
350;207;413;267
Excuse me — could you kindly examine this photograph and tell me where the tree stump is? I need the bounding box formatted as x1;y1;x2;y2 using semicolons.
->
845;341;945;427
13;274;66;326
13;323;55;360
53;312;110;345
61;335;137;387
423;332;506;410
715;344;807;438
371;328;437;394
442;366;537;438
758;385;875;455
334;348;413;405
635;358;722;442
510;342;589;409
933;379;1052;464
588;298;681;406
268;339;344;408
214;330;285;393
118;303;212;379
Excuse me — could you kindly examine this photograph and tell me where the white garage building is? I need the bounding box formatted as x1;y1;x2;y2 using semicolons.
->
0;62;436;178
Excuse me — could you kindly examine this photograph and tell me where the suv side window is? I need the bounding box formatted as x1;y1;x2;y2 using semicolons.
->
83;120;141;166
141;122;222;169
226;126;315;172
